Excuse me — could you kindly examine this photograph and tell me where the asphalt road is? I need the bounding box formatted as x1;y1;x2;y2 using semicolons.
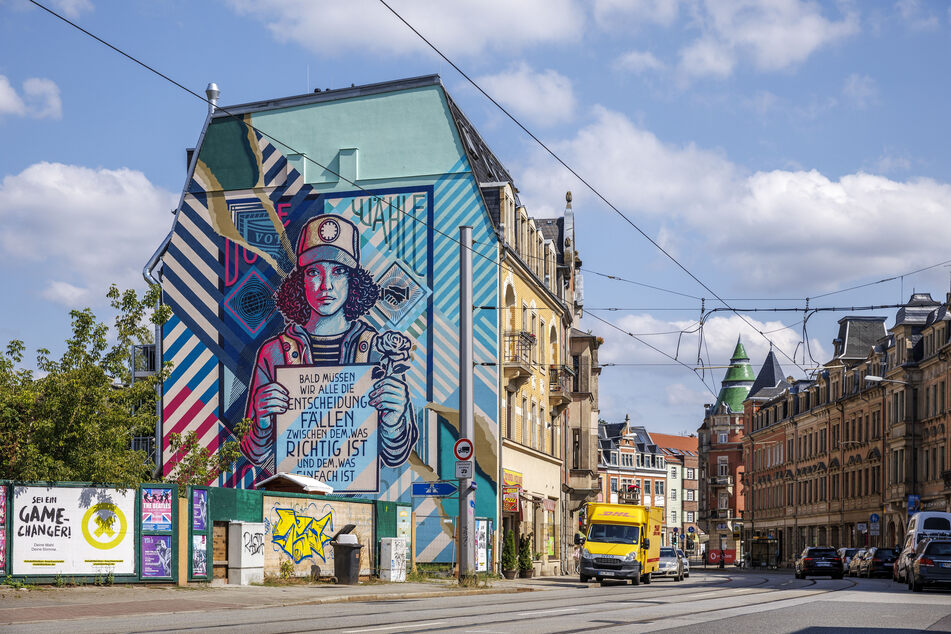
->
6;571;951;633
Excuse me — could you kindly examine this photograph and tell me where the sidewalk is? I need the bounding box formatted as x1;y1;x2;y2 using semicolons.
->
0;576;558;626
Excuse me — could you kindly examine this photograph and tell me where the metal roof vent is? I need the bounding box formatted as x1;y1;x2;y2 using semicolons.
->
205;82;220;114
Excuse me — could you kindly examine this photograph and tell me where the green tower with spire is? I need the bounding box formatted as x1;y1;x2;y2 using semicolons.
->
712;336;756;413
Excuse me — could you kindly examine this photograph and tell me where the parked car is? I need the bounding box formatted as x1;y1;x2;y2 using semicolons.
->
897;512;951;584
858;547;897;578
848;549;868;577
654;547;684;581
677;548;690;578
795;546;844;579
908;538;951;592
837;547;860;571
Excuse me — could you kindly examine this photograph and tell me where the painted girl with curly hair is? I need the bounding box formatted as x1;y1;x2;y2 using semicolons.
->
242;214;418;473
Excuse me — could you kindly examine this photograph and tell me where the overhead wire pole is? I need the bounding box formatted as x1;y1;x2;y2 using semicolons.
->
458;226;475;579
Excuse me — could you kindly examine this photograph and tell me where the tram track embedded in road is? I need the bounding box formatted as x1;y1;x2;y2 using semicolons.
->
125;573;826;634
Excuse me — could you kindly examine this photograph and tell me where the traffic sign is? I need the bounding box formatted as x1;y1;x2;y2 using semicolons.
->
870;513;880;523
411;481;458;497
687;526;695;533
455;460;473;479
857;522;868;533
454;438;474;461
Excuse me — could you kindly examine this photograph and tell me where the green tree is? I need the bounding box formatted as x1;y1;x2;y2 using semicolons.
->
165;418;251;492
0;284;251;488
0;285;167;486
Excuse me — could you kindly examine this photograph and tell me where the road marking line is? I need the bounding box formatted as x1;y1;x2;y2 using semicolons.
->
516;607;579;616
345;622;446;633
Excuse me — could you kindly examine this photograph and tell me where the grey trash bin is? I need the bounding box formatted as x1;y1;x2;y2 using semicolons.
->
331;524;363;585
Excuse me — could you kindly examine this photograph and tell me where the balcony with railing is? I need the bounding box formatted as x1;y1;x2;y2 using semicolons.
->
503;330;536;388
548;365;574;413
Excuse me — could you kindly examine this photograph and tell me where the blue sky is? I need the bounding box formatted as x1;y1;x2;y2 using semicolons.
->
2;0;950;435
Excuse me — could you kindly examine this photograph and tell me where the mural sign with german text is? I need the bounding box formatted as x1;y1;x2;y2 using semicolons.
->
274;364;379;493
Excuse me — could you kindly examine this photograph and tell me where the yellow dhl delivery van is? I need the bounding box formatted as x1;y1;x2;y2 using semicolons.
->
578;503;662;585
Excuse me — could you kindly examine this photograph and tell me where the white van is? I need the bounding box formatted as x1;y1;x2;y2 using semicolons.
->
895;512;951;582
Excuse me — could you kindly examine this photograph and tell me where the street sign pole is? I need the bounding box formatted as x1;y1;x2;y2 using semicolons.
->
458;225;475;579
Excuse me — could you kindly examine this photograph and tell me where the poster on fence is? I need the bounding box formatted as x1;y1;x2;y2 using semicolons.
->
192;534;207;577
192;489;207;532
273;365;379;494
141;488;172;531
0;486;7;572
142;535;173;578
12;486;135;576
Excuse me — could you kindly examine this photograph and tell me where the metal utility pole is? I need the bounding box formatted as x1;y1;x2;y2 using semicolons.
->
458;226;475;578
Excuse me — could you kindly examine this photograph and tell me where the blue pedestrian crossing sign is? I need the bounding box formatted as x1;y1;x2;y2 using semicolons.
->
411;481;458;497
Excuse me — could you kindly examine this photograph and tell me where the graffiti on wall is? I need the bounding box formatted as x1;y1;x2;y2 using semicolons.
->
271;507;333;563
263;497;372;576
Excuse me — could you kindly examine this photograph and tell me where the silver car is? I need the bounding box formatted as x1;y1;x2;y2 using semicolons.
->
654;547;684;581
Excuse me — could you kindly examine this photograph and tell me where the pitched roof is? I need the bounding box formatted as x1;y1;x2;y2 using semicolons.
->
749;349;785;398
649;432;699;454
833;316;887;360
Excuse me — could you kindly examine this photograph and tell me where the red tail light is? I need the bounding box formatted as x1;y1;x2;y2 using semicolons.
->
873;559;882;563
834;557;842;562
919;557;935;566
804;558;813;563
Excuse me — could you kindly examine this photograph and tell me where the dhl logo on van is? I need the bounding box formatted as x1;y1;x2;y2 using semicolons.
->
600;511;632;517
653;525;661;535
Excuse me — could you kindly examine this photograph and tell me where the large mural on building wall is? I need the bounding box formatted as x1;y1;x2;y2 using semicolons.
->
158;89;499;562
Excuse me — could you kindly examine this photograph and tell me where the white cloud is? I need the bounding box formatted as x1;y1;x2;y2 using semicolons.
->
842;73;878;109
0;76;26;116
0;162;176;305
41;281;90;306
591;311;819;422
596;312;815;370
678;0;858;79
22;78;62;119
614;50;667;74
0;75;62;119
896;0;939;30
872;151;912;175
593;0;681;29
226;0;583;57
678;37;735;78
665;382;709;408
519;107;951;293
475;63;576;127
50;0;94;18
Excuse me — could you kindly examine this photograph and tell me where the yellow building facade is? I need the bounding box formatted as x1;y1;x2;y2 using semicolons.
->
490;183;574;576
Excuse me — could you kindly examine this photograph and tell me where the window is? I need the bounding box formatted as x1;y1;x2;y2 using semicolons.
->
610;451;618;465
655;481;665;495
643;480;652;495
686;511;695;523
670;488;677;501
622;454;633;467
610;477;618;493
718;493;729;509
531;403;538;448
671;467;678;479
670;511;677;525
686;468;695;480
686;489;695;501
718;456;729;477
718;432;728;443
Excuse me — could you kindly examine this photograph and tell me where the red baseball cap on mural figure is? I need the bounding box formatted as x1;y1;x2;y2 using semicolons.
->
296;214;360;268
